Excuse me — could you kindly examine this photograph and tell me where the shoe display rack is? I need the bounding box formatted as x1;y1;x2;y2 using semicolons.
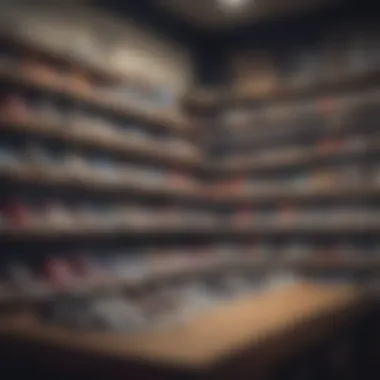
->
186;21;380;286
0;32;215;320
1;19;380;331
0;33;290;331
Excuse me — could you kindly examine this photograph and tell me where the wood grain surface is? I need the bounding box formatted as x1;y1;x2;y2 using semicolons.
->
0;283;364;370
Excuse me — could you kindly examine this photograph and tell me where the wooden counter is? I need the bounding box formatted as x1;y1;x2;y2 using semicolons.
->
0;283;370;379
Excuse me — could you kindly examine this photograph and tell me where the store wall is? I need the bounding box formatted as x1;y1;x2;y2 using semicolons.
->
0;1;194;99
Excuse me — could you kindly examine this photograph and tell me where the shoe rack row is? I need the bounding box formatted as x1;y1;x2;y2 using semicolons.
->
186;20;380;110
23;266;270;333
1;134;379;206
212;133;380;174
0;197;217;237
1;241;378;303
0;100;199;167
1;33;189;130
2;197;380;239
207;90;380;168
209;163;380;202
2;138;380;205
0;140;200;197
15;266;374;333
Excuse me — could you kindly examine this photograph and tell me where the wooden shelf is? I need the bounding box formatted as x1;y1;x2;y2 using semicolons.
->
0;166;203;200
183;88;222;112
0;117;201;169
228;70;380;105
2;33;121;83
293;258;380;271
0;283;366;376
3;165;379;205
211;184;380;205
0;67;190;134
0;211;379;240
189;69;380;109
226;223;380;235
223;256;380;272
4;221;380;237
213;140;380;174
0;223;219;241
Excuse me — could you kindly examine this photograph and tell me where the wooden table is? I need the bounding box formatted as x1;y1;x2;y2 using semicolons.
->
0;283;369;379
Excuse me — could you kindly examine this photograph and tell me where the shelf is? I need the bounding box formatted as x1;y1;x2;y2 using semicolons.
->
189;69;380;109
293;258;380;271
0;260;228;304
0;223;219;241
213;147;313;173
211;184;380;205
0;220;379;242
0;117;201;169
1;165;379;210
183;88;222;112
0;260;232;305
212;140;380;174
0;67;190;134
0;257;375;306
229;70;380;105
226;223;380;235
240;257;380;272
0;166;203;200
2;33;120;83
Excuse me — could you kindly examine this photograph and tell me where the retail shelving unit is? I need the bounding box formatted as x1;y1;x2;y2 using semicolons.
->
185;23;380;284
0;33;216;309
0;22;379;380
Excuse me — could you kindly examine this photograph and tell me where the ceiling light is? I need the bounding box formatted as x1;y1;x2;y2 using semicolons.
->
217;0;250;11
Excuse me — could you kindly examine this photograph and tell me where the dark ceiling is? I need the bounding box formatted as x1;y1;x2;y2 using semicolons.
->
93;0;205;47
157;0;343;29
95;0;377;42
93;0;378;85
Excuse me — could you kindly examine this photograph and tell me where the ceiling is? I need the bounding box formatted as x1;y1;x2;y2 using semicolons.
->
157;0;342;29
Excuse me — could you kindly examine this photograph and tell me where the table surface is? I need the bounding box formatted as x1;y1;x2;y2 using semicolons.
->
0;282;364;369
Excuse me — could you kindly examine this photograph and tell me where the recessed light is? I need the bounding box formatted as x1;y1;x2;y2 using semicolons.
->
217;0;250;11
